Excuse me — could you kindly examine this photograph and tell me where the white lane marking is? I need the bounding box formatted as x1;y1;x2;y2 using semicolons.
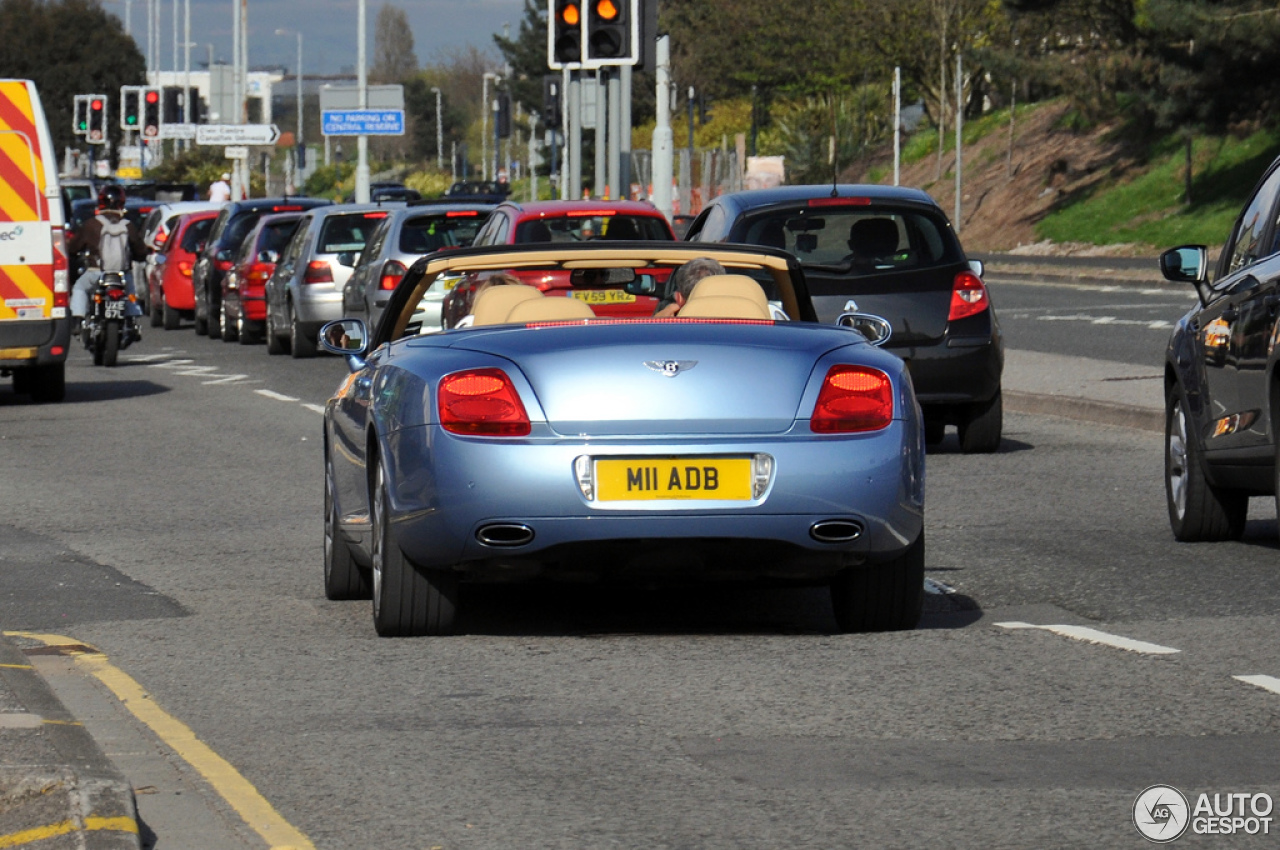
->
202;374;250;385
125;353;178;362
1234;675;1280;696
301;403;326;414
996;621;1181;655
924;578;956;595
149;359;197;368
1036;314;1172;329
256;389;300;402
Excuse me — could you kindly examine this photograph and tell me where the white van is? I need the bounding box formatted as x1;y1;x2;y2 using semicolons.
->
0;79;70;402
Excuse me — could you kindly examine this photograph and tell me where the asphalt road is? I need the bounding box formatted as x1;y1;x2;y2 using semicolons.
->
2;307;1279;849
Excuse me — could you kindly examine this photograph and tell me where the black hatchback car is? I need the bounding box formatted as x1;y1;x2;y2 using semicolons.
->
1160;152;1280;542
685;185;1003;452
191;197;330;336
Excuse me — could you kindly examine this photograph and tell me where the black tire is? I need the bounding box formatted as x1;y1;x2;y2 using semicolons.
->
91;329;104;366
370;459;457;636
266;309;289;355
830;531;924;633
325;459;371;600
289;306;317;359
1166;384;1246;541
150;294;163;327
220;303;238;342
12;367;32;396
194;313;209;335
102;322;120;367
163;300;181;330
957;390;1002;454
28;364;65;402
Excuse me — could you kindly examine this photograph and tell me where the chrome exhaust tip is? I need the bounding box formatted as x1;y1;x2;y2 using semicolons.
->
809;520;863;544
476;523;535;547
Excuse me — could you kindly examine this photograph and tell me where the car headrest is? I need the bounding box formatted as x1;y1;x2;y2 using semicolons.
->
470;284;543;326
522;220;552;243
506;296;596;323
603;217;639;240
686;274;769;310
678;295;772;321
847;217;900;259
755;219;786;250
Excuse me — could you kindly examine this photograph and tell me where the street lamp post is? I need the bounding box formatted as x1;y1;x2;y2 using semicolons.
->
430;86;442;171
355;0;370;203
276;29;303;178
482;72;500;182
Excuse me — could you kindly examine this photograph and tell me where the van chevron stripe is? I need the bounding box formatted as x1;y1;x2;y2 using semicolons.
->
0;268;29;306
0;83;41;151
0;133;40;219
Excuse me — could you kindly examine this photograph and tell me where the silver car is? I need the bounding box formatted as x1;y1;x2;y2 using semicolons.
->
343;202;492;334
264;204;403;357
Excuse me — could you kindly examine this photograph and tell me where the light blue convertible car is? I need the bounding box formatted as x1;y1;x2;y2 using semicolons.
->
321;242;925;636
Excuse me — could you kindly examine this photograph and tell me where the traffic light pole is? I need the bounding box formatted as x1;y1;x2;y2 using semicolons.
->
594;72;606;197
568;73;582;199
620;64;632;200
607;68;621;199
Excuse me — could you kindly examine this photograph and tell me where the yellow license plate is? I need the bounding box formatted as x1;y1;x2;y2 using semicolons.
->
595;457;753;501
0;347;38;359
440;276;463;290
570;290;636;304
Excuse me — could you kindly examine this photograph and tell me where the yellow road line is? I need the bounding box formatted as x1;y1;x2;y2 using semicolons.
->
0;816;137;848
0;662;33;669
6;632;314;850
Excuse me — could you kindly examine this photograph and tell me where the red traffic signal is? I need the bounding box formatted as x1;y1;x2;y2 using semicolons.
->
141;86;162;137
91;99;103;111
145;90;159;104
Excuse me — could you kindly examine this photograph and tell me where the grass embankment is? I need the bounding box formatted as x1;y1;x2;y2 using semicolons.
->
1036;129;1280;248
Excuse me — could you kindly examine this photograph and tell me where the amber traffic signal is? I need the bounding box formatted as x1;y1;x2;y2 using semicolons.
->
550;0;583;67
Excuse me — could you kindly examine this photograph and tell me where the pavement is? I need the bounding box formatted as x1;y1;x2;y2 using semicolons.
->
0;254;1166;849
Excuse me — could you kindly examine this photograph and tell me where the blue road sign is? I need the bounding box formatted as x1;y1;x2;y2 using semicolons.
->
321;109;405;136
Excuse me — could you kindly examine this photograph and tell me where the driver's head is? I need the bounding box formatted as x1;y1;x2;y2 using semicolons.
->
671;257;726;300
97;184;126;212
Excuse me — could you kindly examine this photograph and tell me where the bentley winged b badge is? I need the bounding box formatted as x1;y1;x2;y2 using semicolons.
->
644;360;698;377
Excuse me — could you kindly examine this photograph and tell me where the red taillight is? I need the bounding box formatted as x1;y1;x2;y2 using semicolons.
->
247;262;274;284
215;258;234;272
364;211;388;219
303;260;334;284
446;210;479;217
810;365;893;433
379;260;407;291
105;288;127;301
178;260;194;277
438;369;531;436
273;205;305;211
155;231;168;246
948;270;989;321
574;209;618;217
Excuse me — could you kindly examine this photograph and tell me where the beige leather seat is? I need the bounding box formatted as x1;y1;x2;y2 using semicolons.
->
506;296;596;323
680;275;772;320
470;284;544;326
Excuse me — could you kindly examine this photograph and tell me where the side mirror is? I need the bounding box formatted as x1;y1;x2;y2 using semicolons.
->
258;249;280;264
153;253;166;265
968;258;984;278
1160;244;1213;305
837;312;893;346
320;318;369;359
336;251;357;268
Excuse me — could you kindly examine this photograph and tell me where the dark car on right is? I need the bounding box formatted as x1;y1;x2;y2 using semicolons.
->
190;196;330;336
685;185;1003;452
1159;152;1280;542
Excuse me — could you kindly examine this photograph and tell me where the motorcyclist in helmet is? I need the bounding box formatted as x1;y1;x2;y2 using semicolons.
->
68;184;148;331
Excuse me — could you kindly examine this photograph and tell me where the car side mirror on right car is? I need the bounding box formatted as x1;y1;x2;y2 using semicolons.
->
1160;245;1213;306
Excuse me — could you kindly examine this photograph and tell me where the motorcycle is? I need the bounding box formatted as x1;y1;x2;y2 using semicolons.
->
83;271;140;367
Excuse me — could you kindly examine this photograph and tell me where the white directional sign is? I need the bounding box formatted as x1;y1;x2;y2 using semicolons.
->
321;110;405;137
223;146;249;160
195;124;280;145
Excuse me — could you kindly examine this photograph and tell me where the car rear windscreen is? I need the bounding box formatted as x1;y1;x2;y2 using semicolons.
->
398;214;484;254
740;207;960;270
516;215;671;243
319;213;386;253
180;217;215;253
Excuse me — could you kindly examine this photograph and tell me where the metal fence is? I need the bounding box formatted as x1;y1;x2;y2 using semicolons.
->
627;148;745;216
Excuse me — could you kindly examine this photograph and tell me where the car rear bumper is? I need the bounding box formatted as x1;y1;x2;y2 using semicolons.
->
893;334;1003;406
293;289;344;328
376;421;925;575
0;318;71;367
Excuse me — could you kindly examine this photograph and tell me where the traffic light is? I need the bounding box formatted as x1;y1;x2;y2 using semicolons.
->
121;86;141;130
549;0;583;68
73;95;90;136
86;95;107;144
586;0;635;64
542;75;561;129
497;93;511;139
141;87;162;137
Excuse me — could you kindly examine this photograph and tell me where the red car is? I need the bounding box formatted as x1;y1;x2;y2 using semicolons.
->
442;199;676;327
217;213;304;343
150;209;218;331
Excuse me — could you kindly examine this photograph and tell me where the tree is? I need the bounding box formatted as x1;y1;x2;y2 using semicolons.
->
0;0;146;156
371;2;419;84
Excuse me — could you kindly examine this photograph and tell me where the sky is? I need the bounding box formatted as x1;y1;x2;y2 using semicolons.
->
106;0;529;76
